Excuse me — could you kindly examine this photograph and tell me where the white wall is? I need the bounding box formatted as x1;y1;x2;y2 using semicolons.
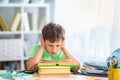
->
54;0;120;66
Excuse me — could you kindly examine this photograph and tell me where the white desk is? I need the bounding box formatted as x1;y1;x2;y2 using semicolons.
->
0;70;108;80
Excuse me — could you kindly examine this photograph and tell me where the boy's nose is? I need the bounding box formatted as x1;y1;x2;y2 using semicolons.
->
52;47;57;53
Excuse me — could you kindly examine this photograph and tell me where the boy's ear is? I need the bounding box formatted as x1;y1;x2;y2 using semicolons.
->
41;35;45;40
43;36;45;40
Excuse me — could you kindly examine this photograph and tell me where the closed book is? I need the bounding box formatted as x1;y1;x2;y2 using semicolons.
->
10;13;21;31
23;13;30;31
0;14;8;31
38;66;71;75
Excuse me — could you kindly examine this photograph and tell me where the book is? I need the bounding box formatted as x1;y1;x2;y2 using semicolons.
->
0;72;32;79
38;66;71;75
83;61;108;70
0;14;8;31
0;24;2;31
28;13;32;30
23;13;30;31
81;67;108;77
10;13;21;31
81;61;108;77
37;59;78;74
82;64;98;70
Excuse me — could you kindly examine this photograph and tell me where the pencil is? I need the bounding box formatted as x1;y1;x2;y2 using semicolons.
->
86;76;95;80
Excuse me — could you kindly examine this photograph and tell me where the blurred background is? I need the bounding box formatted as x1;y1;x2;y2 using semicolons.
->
0;0;120;70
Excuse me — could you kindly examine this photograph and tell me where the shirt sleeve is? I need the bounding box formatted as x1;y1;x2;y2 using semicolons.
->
61;51;66;59
28;45;40;58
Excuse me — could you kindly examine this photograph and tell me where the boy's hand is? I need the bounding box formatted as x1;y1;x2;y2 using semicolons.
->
27;57;40;71
40;35;45;48
61;40;65;49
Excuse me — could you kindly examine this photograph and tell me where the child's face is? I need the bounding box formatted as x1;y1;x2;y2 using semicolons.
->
45;39;63;55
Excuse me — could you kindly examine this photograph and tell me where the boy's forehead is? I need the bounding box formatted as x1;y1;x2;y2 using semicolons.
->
45;39;62;43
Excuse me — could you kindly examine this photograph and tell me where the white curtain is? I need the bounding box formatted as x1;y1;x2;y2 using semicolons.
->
110;0;120;51
54;0;120;65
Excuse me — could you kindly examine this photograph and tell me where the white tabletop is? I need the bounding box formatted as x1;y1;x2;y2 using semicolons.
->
0;70;108;80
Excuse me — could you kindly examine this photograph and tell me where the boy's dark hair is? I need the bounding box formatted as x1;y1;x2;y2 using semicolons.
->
42;22;65;43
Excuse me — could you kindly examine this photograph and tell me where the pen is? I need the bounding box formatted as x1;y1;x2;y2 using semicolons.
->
111;59;118;68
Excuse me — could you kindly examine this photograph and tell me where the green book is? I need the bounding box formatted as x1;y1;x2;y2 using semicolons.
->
36;59;78;72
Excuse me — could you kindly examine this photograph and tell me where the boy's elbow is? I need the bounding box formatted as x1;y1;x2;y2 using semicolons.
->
26;59;35;71
26;62;35;71
76;63;80;72
26;60;31;70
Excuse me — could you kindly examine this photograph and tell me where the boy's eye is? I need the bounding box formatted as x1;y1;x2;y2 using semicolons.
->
56;45;60;47
49;45;53;47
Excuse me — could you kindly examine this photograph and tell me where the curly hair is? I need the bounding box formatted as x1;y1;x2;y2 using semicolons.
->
42;22;65;43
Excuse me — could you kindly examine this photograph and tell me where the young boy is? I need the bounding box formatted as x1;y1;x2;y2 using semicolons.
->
27;22;80;72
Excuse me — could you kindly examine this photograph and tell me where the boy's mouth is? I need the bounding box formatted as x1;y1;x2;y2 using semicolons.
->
51;52;56;54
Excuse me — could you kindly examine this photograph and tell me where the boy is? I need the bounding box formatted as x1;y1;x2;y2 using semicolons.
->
27;22;80;72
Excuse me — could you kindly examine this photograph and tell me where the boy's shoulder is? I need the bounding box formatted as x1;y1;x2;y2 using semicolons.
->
32;44;41;48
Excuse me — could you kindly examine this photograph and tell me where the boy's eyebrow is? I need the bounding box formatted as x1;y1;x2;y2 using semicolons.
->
48;44;60;46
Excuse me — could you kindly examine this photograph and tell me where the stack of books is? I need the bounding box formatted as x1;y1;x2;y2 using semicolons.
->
81;61;108;77
37;59;78;75
83;61;108;70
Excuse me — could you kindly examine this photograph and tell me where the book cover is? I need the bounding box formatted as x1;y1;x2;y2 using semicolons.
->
10;13;21;31
0;14;8;31
37;59;78;73
23;13;30;31
38;66;71;75
0;24;2;31
28;13;32;30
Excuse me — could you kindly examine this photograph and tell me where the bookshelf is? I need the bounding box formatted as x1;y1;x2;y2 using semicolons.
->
0;3;50;70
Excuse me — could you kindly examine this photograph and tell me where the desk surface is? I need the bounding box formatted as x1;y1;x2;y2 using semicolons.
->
0;70;108;80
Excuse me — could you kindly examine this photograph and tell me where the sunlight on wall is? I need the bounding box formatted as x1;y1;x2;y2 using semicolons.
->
63;0;88;31
54;0;119;65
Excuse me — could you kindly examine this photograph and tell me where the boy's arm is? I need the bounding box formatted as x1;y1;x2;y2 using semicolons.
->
26;46;44;71
26;36;45;71
61;40;80;72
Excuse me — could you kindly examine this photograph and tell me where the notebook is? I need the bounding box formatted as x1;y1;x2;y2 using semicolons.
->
0;72;32;79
